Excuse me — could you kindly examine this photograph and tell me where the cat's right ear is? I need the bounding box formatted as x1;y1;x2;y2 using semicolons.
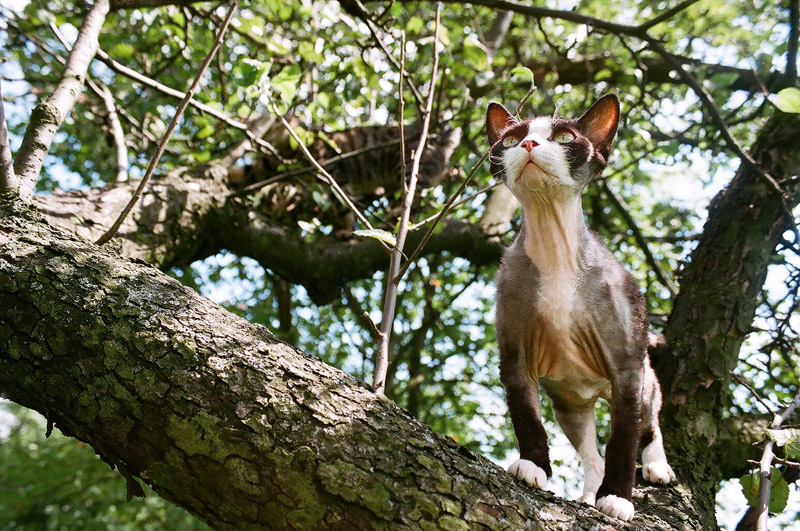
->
487;102;516;147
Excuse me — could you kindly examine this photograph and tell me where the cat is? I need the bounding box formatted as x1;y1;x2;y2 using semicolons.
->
487;94;675;521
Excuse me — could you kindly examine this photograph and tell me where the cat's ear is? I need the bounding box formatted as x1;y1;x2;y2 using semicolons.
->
577;94;620;160
487;102;516;147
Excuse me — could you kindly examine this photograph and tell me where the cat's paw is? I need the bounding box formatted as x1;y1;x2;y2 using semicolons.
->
577;492;596;506
507;459;547;489
643;461;676;484
595;495;634;521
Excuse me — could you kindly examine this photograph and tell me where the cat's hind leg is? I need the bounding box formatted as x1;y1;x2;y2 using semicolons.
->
552;399;604;506
641;361;676;485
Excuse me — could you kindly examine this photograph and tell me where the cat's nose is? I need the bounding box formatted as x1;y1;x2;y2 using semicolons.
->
521;140;538;152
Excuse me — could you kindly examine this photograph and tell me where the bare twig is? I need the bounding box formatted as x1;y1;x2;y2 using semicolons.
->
637;0;701;31
13;0;110;201
730;371;776;416
96;83;130;183
398;150;490;281
95;1;238;245
755;387;800;531
269;102;382;237
349;0;425;108
227;138;404;197
0;60;17;194
48;20;129;183
601;180;677;298
410;181;502;231
373;6;441;395
93;48;284;161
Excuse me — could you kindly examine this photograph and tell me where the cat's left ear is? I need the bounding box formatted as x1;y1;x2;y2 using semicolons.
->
577;94;620;161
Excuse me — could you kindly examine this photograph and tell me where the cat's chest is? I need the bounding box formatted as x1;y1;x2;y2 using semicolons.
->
530;300;610;383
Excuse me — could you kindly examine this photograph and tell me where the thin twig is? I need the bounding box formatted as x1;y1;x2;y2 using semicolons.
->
0;60;16;194
228;138;403;197
397;149;489;281
13;0;110;201
755;386;800;531
96;83;130;183
350;0;425;108
373;5;441;395
93;47;284;161
95;1;238;245
601;180;677;298
637;0;701;31
409;181;501;231
730;371;776;415
269;102;382;238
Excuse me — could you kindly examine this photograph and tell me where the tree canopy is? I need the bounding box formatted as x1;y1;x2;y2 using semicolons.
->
1;0;800;529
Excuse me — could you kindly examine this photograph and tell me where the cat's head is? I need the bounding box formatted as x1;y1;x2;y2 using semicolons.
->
486;94;619;200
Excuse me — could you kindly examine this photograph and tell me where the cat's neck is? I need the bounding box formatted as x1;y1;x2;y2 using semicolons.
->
518;194;586;275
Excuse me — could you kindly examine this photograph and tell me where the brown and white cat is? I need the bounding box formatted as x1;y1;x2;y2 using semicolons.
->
487;94;675;521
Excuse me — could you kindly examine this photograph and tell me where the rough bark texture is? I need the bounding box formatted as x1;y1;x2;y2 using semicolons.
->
1;201;694;530
653;110;800;524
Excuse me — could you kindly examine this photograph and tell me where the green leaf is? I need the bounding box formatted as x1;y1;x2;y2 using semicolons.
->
774;88;800;114
770;472;789;513
239;58;268;87
298;41;324;64
766;427;800;459
352;229;397;247
271;64;302;104
110;43;136;59
510;65;535;86
739;468;790;513
463;37;489;71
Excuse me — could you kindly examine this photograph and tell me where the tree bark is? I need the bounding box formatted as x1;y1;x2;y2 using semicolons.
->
1;201;697;530
654;110;800;523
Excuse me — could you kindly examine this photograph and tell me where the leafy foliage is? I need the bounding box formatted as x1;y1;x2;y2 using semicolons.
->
0;401;206;530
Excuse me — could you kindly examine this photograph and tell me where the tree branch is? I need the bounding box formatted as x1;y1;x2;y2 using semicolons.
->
789;0;799;82
374;11;441;394
12;0;110;201
0;64;16;195
95;1;238;245
0;199;710;530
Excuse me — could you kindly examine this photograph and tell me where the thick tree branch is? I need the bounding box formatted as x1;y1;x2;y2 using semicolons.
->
12;0;110;201
0;202;701;530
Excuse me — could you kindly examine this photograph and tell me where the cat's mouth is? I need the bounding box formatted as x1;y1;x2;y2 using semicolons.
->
516;160;550;183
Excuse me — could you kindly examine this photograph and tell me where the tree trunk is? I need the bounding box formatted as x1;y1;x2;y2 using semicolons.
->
1;200;700;530
654;110;800;524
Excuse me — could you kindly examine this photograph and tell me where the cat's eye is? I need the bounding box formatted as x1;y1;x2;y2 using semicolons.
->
553;130;575;143
502;136;519;147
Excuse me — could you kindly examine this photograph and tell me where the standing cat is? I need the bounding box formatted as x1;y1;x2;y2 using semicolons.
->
487;94;675;521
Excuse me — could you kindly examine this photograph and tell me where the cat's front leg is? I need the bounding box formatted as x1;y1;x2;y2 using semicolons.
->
594;368;643;522
503;373;551;489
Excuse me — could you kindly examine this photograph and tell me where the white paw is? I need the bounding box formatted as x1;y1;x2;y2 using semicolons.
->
643;461;676;485
507;459;547;489
595;495;634;521
577;492;596;506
